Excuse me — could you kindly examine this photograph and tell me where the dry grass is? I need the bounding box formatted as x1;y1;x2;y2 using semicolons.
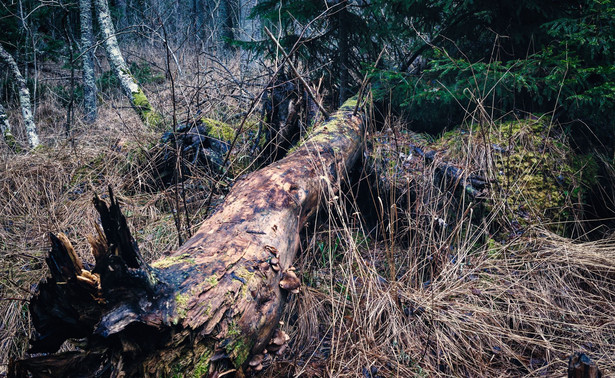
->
2;44;615;377
0;46;264;373
0;103;167;370
264;114;615;377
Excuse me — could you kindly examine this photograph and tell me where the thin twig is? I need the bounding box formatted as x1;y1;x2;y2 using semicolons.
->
160;16;184;245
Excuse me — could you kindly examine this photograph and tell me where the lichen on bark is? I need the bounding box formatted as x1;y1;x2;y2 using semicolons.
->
94;0;162;128
0;44;40;148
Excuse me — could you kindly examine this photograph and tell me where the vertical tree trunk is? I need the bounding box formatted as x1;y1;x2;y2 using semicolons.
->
80;0;97;123
94;0;162;127
0;102;17;148
337;3;350;106
204;0;223;51
205;0;239;53
221;0;239;51
116;0;127;28
0;44;40;149
238;0;260;42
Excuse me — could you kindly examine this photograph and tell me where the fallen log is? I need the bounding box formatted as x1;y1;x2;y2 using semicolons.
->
10;98;364;377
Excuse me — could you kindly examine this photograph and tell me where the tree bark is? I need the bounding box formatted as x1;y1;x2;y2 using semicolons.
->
0;44;40;149
93;0;161;127
194;0;205;43
0;102;15;147
80;0;97;123
337;1;350;106
11;98;363;377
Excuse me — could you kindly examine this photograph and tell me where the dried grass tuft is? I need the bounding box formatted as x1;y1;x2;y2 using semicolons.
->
265;114;615;377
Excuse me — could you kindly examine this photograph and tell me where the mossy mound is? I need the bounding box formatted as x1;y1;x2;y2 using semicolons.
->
367;117;597;239
437;118;596;236
200;116;265;175
200;118;237;141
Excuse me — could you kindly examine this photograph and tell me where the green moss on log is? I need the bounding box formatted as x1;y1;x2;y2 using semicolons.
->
292;97;358;152
201;118;236;141
225;320;252;368
132;89;162;127
437;118;596;235
175;292;190;318
192;348;212;378
151;253;194;269
3;130;19;151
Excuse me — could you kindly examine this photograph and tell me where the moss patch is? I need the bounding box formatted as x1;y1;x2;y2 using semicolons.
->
132;89;162;128
3;131;19;151
225;320;252;368
175;292;190;318
192;348;212;378
436;118;595;236
201;118;236;141
151;253;195;269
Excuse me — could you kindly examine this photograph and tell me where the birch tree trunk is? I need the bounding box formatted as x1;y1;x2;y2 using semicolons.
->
0;102;17;148
93;0;162;127
80;0;97;123
11;98;364;377
0;44;40;149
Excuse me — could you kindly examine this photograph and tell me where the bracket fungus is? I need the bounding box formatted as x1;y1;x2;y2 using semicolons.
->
279;269;300;294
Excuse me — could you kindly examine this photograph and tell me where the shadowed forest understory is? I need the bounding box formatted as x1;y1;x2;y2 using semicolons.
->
1;0;615;376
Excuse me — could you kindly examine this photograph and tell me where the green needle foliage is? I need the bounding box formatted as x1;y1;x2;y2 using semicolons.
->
249;0;614;149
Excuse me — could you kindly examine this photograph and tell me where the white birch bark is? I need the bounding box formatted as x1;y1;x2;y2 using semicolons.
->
80;0;97;123
0;44;40;148
0;103;13;142
94;0;161;126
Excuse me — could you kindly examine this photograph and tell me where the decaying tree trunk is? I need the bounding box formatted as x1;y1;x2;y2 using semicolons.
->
0;44;40;149
94;0;161;127
10;98;363;377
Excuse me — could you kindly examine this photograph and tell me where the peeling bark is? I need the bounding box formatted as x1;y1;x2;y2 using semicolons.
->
80;0;97;123
94;0;161;127
11;98;364;377
0;44;40;149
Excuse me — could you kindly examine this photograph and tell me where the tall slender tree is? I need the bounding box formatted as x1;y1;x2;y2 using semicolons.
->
0;43;40;148
80;0;97;123
94;0;161;127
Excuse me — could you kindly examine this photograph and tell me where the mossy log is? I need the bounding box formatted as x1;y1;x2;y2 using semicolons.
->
10;98;363;377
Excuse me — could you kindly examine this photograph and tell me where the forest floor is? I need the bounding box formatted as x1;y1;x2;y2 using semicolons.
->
1;47;615;377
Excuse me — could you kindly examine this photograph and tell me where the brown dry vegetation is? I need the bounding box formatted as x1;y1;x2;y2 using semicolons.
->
2;46;615;377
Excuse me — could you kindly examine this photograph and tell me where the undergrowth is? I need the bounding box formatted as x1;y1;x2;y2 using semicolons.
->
0;46;264;373
263;110;615;376
1;42;615;378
